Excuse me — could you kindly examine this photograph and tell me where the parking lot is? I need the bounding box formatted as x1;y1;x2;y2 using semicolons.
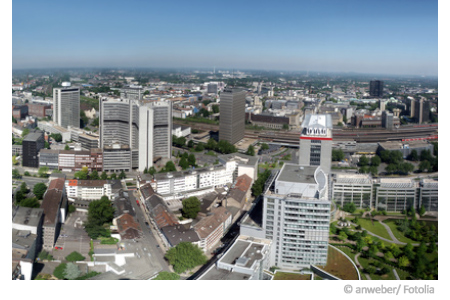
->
52;211;91;261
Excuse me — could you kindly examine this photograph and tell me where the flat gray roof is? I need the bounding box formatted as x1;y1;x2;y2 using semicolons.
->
199;266;251;280
12;206;43;228
277;164;317;184
23;131;43;142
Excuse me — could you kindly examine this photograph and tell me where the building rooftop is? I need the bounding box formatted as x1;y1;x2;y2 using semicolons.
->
198;267;251;280
12;229;37;254
48;178;65;191
194;207;231;239
335;173;373;184
12;206;44;228
41;189;63;226
378;140;431;151
161;225;200;246
379;178;416;189
23;131;44;142
276;164;317;184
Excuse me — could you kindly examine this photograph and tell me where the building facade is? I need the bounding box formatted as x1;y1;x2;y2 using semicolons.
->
369;80;384;97
22;131;45;168
263;164;331;269
298;114;333;174
53;84;80;128
219;88;245;144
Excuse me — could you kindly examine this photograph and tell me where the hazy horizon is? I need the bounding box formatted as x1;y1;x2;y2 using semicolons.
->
12;0;438;76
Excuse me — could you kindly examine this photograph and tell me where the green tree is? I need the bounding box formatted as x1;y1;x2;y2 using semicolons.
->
162;161;177;172
12;169;21;179
342;202;356;213
24;171;31;176
165;242;208;274
358;155;369;167
149;166;157;176
187;140;195;148
332;149;345;161
419;160;431;172
370;155;381;167
409;149;419;161
246;145;255;156
398;256;410;267
384;251;394;261
338;231;348;241
206;138;217;151
15;190;25;204
50;133;62;142
188;153;196;166
217;140;237;154
119;170;126;179
179;157;189;170
53;263;67;279
369;165;378;176
18;197;40;208
63;263;81;280
110;173;117;180
251;169;271;197
64;144;70;150
87;196;115;226
65;251;86;262
152;271;180;280
260;143;269;151
195;143;204;152
182;196;201;219
33;183;47;200
68;204;76;213
101;171;108;180
356;239;367;252
20;182;28;194
90;170;99;180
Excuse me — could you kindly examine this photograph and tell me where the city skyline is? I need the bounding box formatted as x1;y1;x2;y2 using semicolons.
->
12;0;438;76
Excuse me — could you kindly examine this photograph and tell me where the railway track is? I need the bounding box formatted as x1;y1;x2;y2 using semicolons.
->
174;120;438;145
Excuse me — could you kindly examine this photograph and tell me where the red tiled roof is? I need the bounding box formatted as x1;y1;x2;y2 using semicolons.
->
48;178;65;191
68;179;78;187
234;174;252;192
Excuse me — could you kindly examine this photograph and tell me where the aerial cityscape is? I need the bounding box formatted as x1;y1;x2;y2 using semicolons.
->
11;0;439;290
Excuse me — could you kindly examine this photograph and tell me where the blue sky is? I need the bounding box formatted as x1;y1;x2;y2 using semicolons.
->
12;0;438;75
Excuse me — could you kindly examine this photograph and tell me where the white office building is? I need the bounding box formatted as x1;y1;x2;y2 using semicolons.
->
53;83;80;129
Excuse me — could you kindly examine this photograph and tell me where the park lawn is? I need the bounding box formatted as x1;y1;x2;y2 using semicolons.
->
316;246;359;280
273;272;312;280
395;268;412;280
356;218;393;241
382;220;419;244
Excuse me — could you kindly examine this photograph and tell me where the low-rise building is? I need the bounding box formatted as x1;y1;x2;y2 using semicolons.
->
419;179;438;212
332;173;373;209
194;206;232;252
198;235;272;280
375;178;417;212
172;124;191;137
65;179;114;200
378;140;434;159
40;178;66;251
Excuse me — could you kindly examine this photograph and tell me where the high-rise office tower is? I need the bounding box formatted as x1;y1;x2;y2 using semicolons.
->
99;98;135;148
414;98;430;124
53;83;80;128
298;114;333;174
219;88;245;144
261;113;333;269
369;80;384;97
262;164;331;268
139;101;172;171
100;98;172;171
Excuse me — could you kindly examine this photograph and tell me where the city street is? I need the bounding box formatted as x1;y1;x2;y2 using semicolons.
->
127;189;171;273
